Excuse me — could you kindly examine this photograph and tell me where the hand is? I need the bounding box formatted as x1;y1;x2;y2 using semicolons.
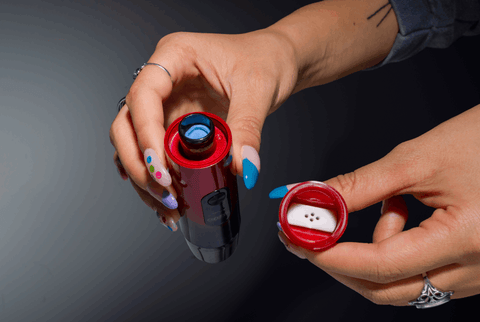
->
271;104;480;305
110;0;399;230
110;30;297;228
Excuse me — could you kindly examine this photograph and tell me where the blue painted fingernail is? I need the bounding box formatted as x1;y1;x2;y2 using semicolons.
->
277;222;283;232
241;146;260;190
243;159;259;189
269;186;288;199
223;154;233;168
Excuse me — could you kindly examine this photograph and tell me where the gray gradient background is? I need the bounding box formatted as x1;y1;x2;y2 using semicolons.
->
1;0;479;321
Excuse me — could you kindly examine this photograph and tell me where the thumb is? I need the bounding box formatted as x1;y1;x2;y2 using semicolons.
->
226;90;270;190
324;145;412;213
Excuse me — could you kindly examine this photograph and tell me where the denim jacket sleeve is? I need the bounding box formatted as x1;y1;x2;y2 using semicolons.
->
366;0;480;70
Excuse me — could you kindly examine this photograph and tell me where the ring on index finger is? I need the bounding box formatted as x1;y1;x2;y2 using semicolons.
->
117;62;172;114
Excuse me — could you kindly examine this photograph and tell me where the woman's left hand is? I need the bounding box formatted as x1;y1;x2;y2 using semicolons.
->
270;104;480;306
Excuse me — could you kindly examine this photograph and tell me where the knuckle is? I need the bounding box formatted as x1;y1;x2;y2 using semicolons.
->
389;139;436;187
230;113;263;147
109;117;122;146
330;171;357;197
156;32;196;62
126;82;142;105
444;208;480;257
157;32;189;48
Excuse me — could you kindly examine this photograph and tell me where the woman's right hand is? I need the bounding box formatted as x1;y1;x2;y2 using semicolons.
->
109;30;298;229
273;104;480;305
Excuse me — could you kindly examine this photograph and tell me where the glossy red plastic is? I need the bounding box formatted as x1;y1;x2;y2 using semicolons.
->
279;182;348;251
164;112;236;227
165;112;231;169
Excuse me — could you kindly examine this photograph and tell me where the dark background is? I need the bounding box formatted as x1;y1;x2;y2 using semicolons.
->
1;0;479;321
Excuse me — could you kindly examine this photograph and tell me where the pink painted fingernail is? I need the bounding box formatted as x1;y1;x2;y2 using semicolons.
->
144;148;172;187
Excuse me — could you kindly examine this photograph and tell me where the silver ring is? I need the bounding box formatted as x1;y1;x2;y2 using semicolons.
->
117;63;171;113
117;97;126;113
408;275;454;309
133;62;172;80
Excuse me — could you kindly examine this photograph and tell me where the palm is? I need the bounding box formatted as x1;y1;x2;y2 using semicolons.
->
162;73;230;130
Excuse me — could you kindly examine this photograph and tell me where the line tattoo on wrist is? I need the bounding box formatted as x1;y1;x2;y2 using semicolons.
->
367;1;393;27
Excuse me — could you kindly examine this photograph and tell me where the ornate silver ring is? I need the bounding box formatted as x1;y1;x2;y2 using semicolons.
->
408;275;454;309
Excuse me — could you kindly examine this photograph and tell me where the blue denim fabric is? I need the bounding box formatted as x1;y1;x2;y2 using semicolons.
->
366;0;480;70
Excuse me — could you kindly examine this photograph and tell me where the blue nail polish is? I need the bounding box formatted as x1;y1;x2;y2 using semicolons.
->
243;158;259;190
223;154;233;167
276;222;282;232
269;186;288;199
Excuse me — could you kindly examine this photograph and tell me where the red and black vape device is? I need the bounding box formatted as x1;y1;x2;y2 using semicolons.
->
164;112;240;263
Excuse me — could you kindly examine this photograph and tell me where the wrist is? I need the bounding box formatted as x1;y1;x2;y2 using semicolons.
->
267;0;399;92
266;5;334;93
246;29;299;108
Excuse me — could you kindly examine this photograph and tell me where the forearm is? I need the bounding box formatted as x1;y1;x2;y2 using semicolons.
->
268;0;399;92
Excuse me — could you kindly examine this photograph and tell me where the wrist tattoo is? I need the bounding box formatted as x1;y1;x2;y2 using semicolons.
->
367;2;393;27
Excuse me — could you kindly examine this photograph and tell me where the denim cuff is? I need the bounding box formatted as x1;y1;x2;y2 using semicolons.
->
365;0;480;70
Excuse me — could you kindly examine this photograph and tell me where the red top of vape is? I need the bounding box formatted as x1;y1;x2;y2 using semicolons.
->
165;112;232;169
279;181;348;251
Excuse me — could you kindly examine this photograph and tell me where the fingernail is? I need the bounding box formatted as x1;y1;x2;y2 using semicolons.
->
241;145;260;190
161;190;178;209
277;222;283;232
147;183;178;209
166;217;178;231
156;212;177;232
223;153;233;168
269;186;288;199
381;199;386;215
144;148;172;187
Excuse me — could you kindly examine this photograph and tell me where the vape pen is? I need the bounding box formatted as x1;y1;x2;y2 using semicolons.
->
164;112;240;263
